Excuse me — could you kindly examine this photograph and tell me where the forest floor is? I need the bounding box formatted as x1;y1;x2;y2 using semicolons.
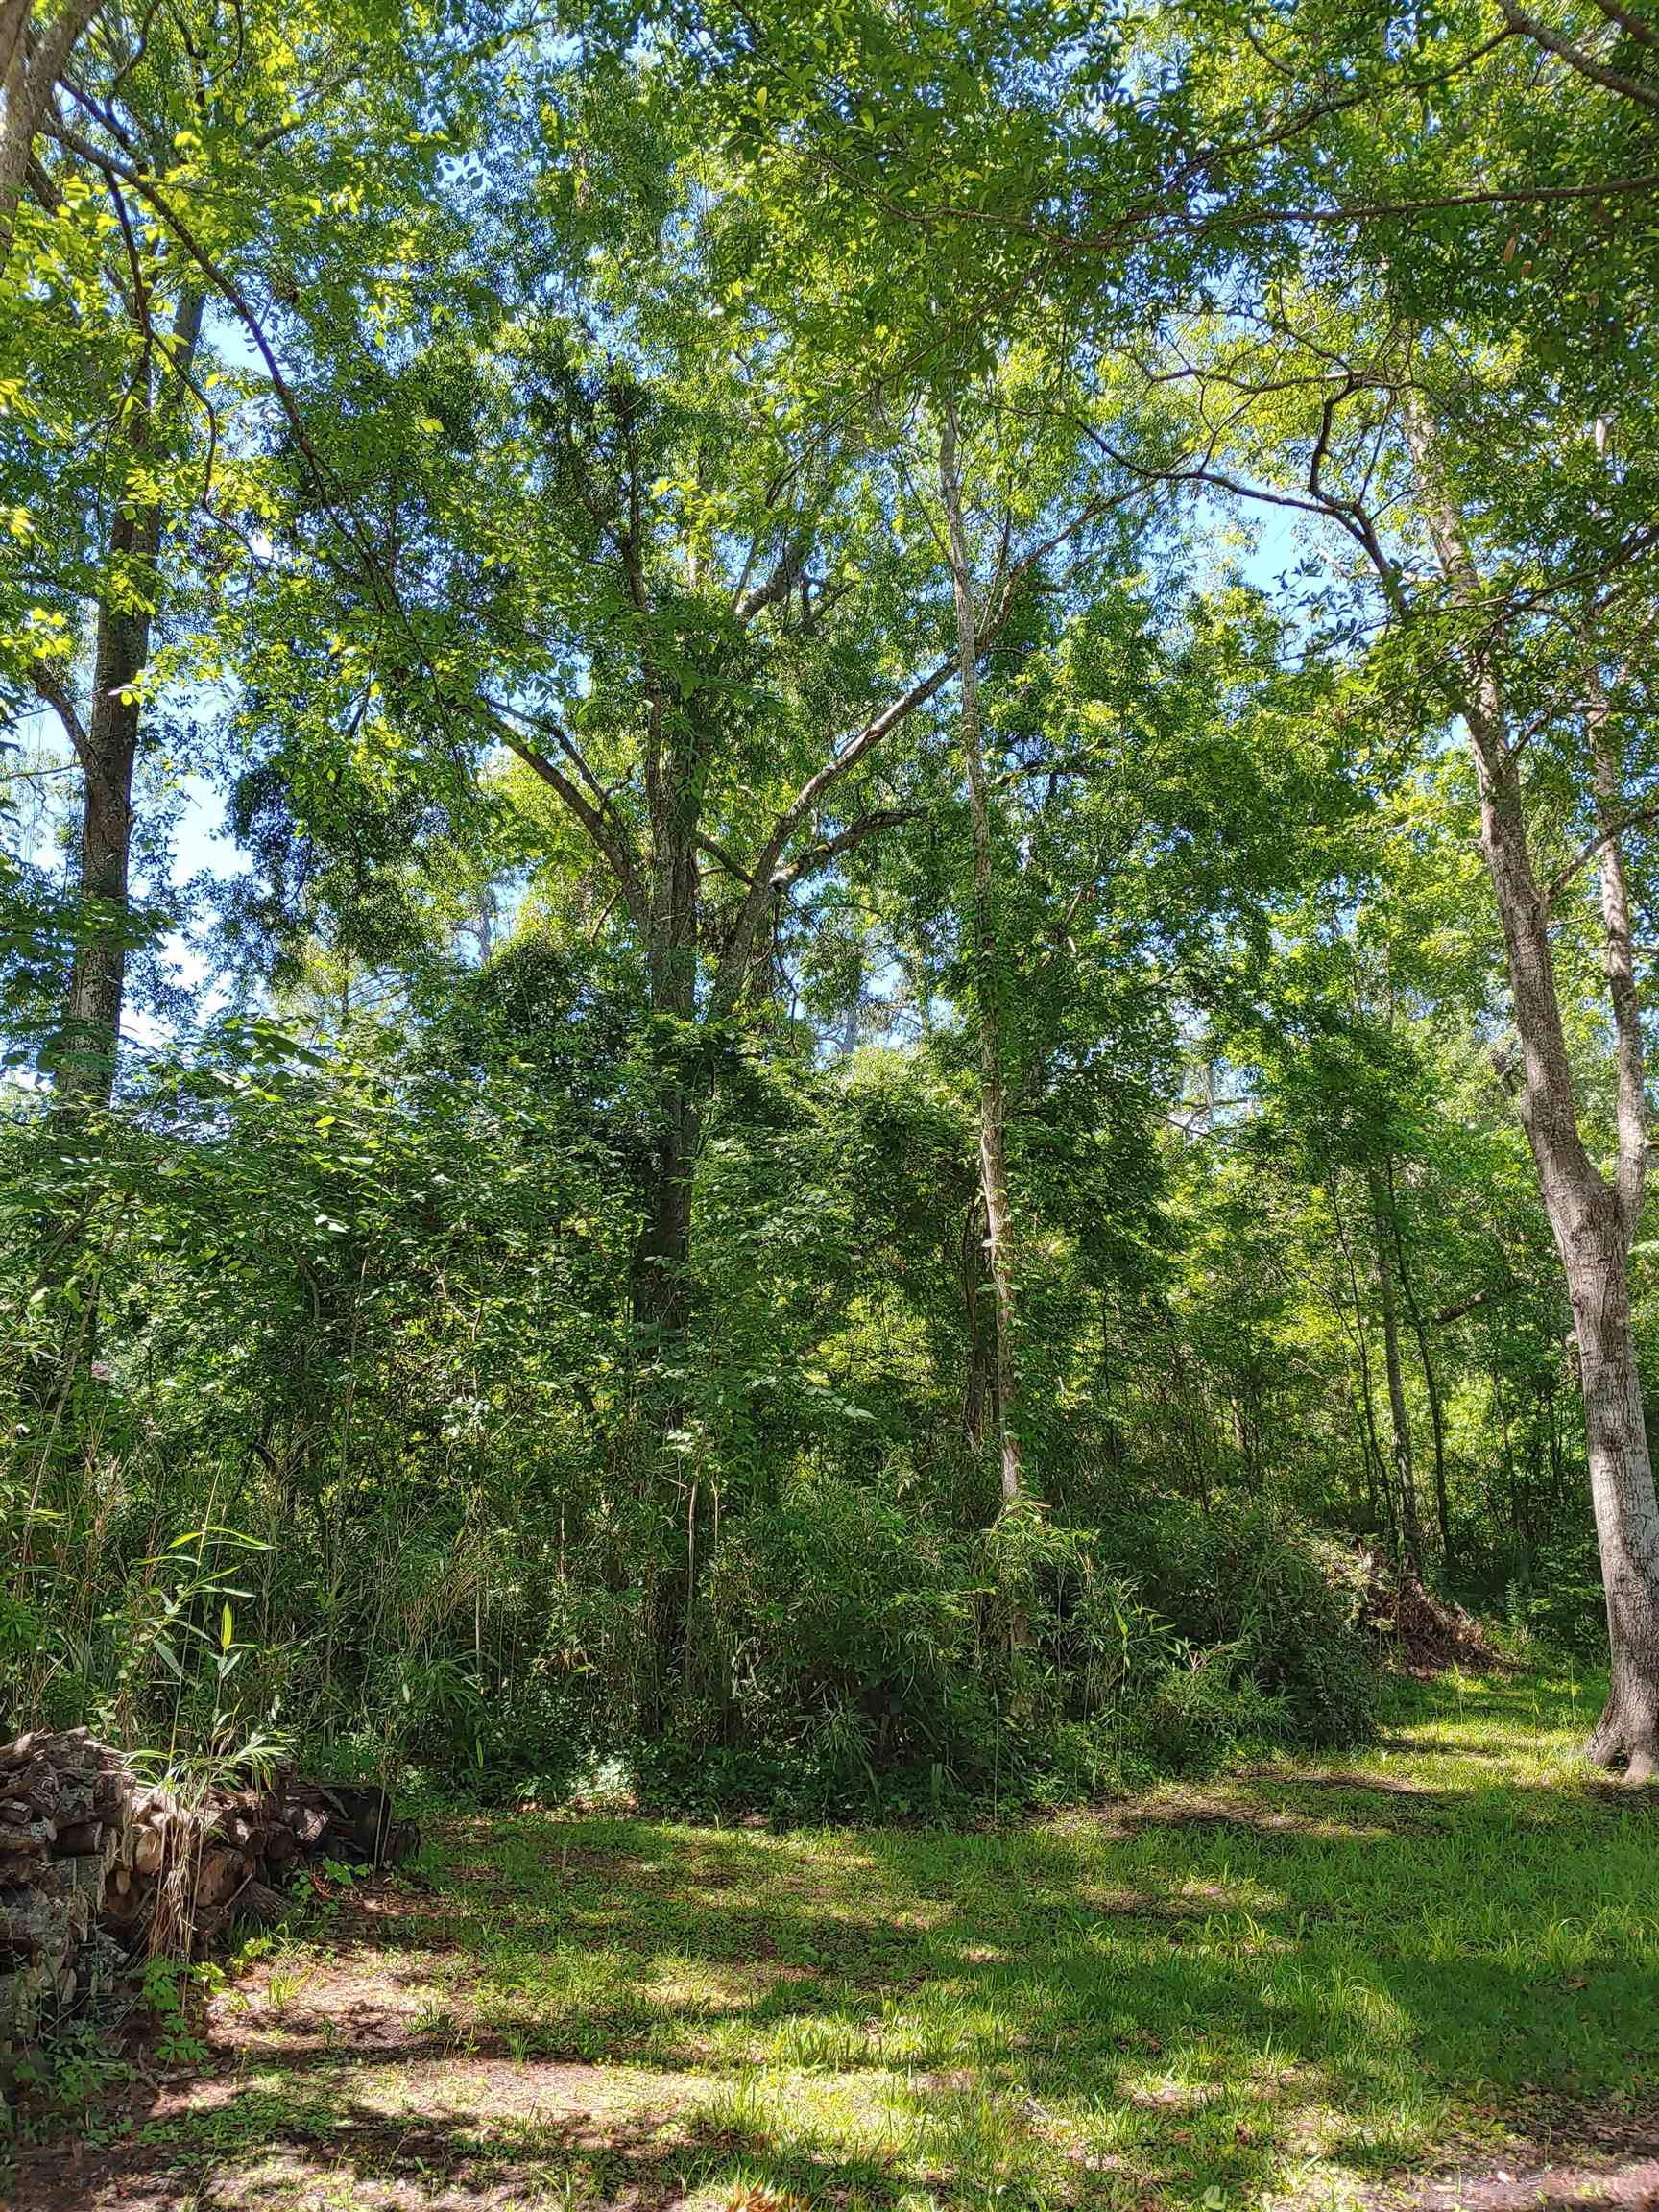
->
4;1667;1657;2212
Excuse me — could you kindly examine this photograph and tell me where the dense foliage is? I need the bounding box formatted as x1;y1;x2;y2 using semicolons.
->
3;0;1657;1812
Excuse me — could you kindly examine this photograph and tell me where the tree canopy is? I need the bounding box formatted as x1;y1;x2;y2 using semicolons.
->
4;0;1659;1801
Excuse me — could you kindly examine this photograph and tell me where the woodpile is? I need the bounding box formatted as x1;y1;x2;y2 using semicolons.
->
104;1767;419;1959
0;1730;129;2060
0;1728;418;2074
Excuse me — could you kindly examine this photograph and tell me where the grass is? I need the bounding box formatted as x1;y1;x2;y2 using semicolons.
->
14;1664;1659;2210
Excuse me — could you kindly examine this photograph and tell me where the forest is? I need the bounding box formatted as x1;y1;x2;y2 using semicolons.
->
2;0;1659;2203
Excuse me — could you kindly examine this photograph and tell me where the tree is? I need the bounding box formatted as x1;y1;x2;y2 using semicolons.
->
4;0;511;1097
220;44;1132;1349
1148;0;1659;1774
939;400;1023;1503
0;0;103;275
28;282;203;1103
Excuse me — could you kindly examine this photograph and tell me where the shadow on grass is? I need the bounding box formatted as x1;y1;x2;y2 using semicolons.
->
7;1671;1656;2211
13;2090;830;2212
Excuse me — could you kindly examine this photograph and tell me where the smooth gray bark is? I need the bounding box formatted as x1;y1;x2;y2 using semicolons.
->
1404;396;1659;1783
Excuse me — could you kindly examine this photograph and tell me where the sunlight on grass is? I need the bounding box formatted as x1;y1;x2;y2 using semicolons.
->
123;1667;1659;2211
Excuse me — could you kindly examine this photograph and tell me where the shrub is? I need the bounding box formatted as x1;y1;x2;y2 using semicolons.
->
687;1468;992;1814
1110;1500;1377;1750
630;1481;1378;1816
1503;1533;1608;1662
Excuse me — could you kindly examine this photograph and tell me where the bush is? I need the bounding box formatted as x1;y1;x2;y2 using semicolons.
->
685;1468;993;1815
624;1480;1378;1818
1139;1648;1290;1768
1503;1533;1608;1662
1109;1501;1377;1750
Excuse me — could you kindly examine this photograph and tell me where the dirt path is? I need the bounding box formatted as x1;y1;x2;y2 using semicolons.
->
1381;2146;1659;2212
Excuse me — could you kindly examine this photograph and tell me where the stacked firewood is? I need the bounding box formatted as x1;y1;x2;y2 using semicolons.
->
0;1727;418;2070
103;1769;419;1955
104;1760;422;1955
0;1730;130;2053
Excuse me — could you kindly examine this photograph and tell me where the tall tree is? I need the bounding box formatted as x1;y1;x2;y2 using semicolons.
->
1144;0;1659;1774
4;0;504;1096
939;401;1022;1502
29;283;202;1102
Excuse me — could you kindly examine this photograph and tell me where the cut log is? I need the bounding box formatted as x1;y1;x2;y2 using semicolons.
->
292;1807;327;1848
0;1820;55;1860
192;1849;246;1909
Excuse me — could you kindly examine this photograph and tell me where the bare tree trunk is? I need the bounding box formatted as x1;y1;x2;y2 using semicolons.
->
1370;1166;1424;1581
939;402;1022;1505
1404;395;1659;1782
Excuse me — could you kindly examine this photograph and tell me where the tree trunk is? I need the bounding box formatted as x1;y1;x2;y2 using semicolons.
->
1391;1191;1455;1578
1334;1178;1396;1562
55;598;145;1105
1569;1231;1659;1785
632;1081;700;1334
628;799;707;1732
1482;725;1659;1780
1402;390;1659;1780
960;1195;992;1447
46;288;204;1105
632;725;709;1339
939;403;1022;1506
1370;1166;1424;1581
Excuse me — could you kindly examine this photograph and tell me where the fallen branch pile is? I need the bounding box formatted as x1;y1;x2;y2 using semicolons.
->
1358;1562;1506;1675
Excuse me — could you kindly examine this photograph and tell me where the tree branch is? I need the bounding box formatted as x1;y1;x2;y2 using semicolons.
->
694;831;758;887
1585;0;1659;47
480;700;647;927
1545;795;1659;908
733;541;805;624
1498;0;1659;109
1432;1286;1511;1326
28;658;89;767
774;806;920;893
705;470;1138;1023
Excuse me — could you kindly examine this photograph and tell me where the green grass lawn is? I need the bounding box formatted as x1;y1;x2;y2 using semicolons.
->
21;1665;1659;2211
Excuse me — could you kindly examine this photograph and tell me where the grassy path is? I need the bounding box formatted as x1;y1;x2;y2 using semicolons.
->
8;1667;1658;2210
